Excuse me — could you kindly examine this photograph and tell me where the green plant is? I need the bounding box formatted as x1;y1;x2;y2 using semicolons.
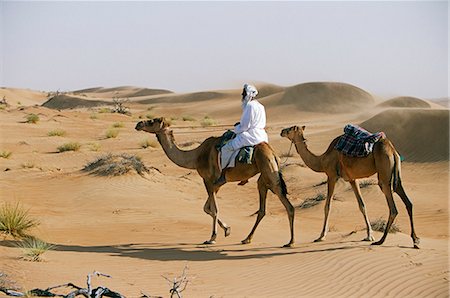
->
25;114;39;124
0;202;39;238
47;129;66;137
17;237;55;262
57;142;81;152
105;129;119;139
0;151;12;159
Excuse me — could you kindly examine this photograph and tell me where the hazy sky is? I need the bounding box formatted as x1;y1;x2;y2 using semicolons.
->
1;1;448;99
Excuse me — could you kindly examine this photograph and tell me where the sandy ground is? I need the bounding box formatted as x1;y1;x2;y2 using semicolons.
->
0;84;448;297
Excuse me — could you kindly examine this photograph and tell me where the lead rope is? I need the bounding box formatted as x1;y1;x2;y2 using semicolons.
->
280;140;294;166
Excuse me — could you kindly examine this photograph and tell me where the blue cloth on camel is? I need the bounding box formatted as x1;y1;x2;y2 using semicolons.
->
335;124;385;157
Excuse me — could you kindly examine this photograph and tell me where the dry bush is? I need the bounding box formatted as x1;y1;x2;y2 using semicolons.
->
112;97;130;115
25;114;39;124
359;179;378;188
0;151;12;159
140;139;159;149
200;116;217;127
298;192;326;209
82;153;151;176
105;129;119;139
57;142;81;152
0;202;39;238
182;115;196;121
112;122;124;128
47;129;66;137
370;218;401;233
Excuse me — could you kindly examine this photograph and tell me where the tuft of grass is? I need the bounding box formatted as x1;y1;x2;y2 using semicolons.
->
90;113;98;120
25;114;39;124
370;218;401;233
0;202;39;238
200;116;217;127
105;129;119;139
140;138;159;149
298;192;327;209
88;142;101;152
111;122;124;128
82;153;151;176
17;237;55;262
57;142;81;152
47;129;66;137
359;179;378;188
21;162;36;169
98;107;112;113
0;151;12;159
145;113;154;119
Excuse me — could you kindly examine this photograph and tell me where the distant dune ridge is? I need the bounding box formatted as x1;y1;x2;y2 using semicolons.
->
279;82;374;113
361;109;449;162
73;86;173;98
377;96;431;108
42;94;111;109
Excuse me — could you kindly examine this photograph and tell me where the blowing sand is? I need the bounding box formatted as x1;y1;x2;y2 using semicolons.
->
0;83;448;297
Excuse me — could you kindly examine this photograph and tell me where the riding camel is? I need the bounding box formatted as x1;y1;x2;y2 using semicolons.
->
280;125;419;248
135;117;295;247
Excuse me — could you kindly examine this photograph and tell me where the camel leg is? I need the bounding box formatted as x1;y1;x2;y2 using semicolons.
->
395;182;420;248
202;181;230;244
372;182;398;246
274;182;295;248
314;176;337;242
349;180;374;241
242;176;268;245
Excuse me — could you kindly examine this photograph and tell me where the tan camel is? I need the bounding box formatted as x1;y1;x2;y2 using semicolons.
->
280;125;419;248
135;117;295;247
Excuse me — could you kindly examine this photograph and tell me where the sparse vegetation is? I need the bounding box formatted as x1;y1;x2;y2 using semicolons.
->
105;129;119;139
57;142;81;152
0;202;39;238
145;113;154;119
200;116;217;127
359;179;378;188
112;97;130;115
298;192;327;209
112;122;124;128
25;114;39;124
82;153;152;176
0;151;12;159
90;113;99;119
370;218;401;233
98;107;112;114
16;237;55;262
47;129;66;137
182;115;196;121
88;142;101;152
140;138;159;149
21;162;36;169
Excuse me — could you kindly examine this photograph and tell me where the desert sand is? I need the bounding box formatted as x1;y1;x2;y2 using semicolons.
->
0;82;448;297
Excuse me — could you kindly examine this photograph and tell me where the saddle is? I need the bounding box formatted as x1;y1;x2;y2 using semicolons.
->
335;124;385;157
216;130;255;164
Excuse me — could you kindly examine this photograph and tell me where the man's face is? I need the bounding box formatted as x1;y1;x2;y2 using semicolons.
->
241;89;247;101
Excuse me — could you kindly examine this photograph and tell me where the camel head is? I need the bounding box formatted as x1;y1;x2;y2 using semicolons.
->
135;117;171;134
280;125;306;141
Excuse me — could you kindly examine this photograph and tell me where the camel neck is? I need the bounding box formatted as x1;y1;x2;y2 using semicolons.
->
156;130;198;170
293;134;324;173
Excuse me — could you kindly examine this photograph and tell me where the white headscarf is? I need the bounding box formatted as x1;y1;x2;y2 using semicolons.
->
242;83;258;108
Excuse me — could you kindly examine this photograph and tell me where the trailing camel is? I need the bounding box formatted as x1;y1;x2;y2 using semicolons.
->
135;117;295;247
280;125;419;248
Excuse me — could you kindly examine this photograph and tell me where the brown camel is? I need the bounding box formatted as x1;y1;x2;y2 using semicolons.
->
280;125;419;248
135;117;295;247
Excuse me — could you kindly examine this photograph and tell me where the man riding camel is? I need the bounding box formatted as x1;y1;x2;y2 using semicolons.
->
214;83;268;187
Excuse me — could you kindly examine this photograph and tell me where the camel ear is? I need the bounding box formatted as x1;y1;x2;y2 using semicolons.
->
301;126;306;131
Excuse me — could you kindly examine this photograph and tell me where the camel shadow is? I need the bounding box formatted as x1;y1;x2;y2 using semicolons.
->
0;240;378;262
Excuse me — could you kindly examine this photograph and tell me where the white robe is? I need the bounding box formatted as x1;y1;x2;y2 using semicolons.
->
220;100;268;170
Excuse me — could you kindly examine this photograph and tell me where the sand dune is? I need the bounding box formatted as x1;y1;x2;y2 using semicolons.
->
361;109;449;162
377;96;432;108
279;82;374;113
73;86;173;98
42;94;112;109
0;84;448;297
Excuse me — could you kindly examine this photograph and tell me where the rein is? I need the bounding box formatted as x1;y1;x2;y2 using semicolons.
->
280;140;294;166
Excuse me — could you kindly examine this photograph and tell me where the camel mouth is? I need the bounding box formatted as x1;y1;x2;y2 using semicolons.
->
135;121;146;131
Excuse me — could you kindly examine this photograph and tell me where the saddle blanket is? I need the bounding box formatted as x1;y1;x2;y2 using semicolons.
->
335;124;385;157
217;130;255;169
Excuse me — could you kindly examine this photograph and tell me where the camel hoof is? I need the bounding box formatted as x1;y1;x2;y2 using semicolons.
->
283;243;294;248
362;236;375;242
313;238;324;243
203;240;216;245
224;226;231;237
413;244;420;249
241;239;251;245
371;240;383;246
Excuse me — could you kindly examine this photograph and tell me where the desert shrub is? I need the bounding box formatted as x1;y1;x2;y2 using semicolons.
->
47;129;66;137
90;113;98;119
0;202;39;238
298;192;326;209
182;115;196;121
57;142;81;152
359;179;378;188
370;218;401;233
112;97;130;115
0;151;12;159
200;116;217;127
88;142;101;152
112;122;124;128
82;153;151;176
17;237;55;262
140;138;159;149
105;129;119;139
98;107;112;113
21;162;36;169
145;113;154;119
25;114;39;124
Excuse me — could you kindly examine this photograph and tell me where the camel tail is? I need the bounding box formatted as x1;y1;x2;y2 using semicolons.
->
278;171;288;196
392;151;402;192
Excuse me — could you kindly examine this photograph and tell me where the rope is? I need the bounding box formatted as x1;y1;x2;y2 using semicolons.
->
280;140;294;166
